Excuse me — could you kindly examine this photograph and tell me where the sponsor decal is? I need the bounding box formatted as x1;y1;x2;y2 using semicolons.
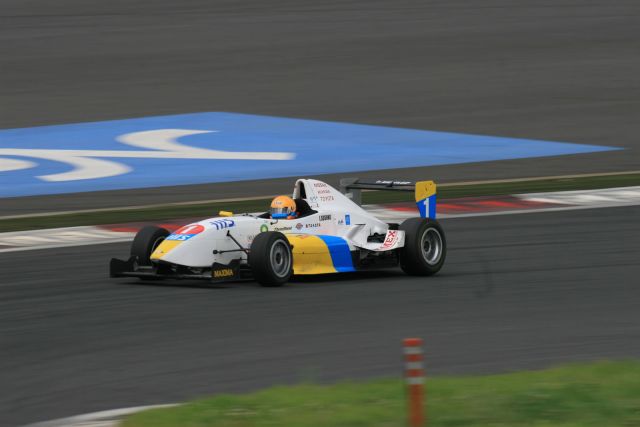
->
319;214;332;221
381;230;399;249
274;225;293;231
212;268;234;278
175;224;205;235
295;223;303;230
209;219;235;230
317;189;331;195
166;234;195;241
305;223;321;228
313;182;328;188
319;195;335;202
165;224;205;241
260;224;269;232
375;180;412;185
345;214;351;225
338;219;344;225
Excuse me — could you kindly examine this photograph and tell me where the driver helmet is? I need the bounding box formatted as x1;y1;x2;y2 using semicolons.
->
270;195;297;219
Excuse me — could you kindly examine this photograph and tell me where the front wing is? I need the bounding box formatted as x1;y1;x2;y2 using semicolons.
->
110;257;250;283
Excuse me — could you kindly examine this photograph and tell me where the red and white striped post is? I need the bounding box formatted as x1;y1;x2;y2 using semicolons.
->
403;338;425;427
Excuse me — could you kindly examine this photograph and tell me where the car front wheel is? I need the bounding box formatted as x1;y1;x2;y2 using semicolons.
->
130;225;170;266
249;231;293;287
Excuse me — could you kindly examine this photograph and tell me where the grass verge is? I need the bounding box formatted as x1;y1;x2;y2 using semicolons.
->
121;361;640;427
2;172;639;232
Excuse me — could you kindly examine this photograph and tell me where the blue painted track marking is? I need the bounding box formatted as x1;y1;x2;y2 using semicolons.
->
0;112;620;197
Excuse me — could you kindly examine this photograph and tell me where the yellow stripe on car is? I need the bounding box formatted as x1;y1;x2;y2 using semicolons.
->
286;234;337;275
150;239;182;260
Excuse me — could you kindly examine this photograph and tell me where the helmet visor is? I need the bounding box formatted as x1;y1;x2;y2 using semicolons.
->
271;207;291;219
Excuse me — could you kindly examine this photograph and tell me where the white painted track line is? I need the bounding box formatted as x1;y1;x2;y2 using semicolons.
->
0;226;134;253
21;404;177;427
520;185;640;206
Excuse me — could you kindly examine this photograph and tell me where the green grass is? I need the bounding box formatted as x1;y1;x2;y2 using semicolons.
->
122;361;640;427
2;172;639;232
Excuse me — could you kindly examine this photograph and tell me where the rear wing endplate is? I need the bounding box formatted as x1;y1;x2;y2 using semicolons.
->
339;178;437;219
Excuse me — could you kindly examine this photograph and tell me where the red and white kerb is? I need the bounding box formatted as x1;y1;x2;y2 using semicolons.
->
403;338;425;427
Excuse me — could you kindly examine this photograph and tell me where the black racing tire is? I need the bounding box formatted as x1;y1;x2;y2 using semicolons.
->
399;218;446;276
249;232;293;287
130;226;170;266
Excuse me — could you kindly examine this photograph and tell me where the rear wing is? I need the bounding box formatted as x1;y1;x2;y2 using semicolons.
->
339;178;437;219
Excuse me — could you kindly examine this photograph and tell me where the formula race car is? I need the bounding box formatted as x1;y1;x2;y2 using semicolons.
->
110;178;446;286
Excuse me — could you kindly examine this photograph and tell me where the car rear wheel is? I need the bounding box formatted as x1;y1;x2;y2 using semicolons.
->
249;232;293;287
399;218;446;276
130;225;170;266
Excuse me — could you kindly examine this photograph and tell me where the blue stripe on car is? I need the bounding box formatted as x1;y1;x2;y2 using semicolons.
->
317;235;356;272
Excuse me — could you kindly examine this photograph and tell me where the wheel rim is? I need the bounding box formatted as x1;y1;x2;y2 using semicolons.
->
270;240;292;278
421;227;443;265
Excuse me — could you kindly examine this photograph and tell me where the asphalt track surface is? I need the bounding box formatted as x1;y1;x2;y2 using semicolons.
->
2;206;639;426
2;1;640;214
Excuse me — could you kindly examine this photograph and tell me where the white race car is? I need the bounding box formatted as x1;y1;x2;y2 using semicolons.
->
110;178;446;286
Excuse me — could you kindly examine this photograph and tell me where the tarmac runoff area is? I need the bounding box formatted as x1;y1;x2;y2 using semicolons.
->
1;185;639;253
2;0;640;214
